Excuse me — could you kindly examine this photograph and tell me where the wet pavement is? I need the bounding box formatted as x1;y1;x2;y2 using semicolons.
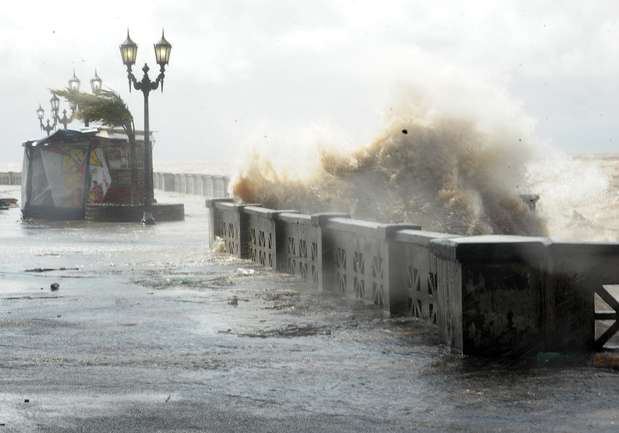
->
0;185;618;432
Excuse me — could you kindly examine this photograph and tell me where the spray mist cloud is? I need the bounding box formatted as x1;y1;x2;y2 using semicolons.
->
233;113;547;236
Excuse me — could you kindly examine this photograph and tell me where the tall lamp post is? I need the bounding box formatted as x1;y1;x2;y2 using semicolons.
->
35;71;103;134
119;30;172;225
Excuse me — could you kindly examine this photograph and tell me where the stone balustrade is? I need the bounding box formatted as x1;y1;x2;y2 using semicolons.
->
206;198;619;356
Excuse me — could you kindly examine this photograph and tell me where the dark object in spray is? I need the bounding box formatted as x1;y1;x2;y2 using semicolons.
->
519;194;540;211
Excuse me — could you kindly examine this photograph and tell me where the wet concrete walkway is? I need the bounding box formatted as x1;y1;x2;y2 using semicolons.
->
0;186;618;432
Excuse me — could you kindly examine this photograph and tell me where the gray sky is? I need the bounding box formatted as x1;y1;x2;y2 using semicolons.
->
2;0;619;172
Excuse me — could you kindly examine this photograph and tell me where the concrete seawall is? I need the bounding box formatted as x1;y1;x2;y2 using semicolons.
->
153;172;230;197
0;172;21;186
1;171;230;198
206;198;619;356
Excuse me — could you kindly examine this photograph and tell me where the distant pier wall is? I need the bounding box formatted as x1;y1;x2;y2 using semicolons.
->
153;172;229;198
206;198;619;356
0;172;21;186
1;171;228;198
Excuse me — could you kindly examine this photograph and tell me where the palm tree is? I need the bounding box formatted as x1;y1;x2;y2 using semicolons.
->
53;88;138;204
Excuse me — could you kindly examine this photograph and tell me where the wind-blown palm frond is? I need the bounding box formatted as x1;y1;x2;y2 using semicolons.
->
52;88;134;131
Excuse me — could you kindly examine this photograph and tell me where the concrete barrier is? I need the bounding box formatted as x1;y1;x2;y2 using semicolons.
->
0;172;22;185
153;172;161;190
164;172;173;191
546;242;619;351
172;174;181;194
193;175;204;195
206;200;247;257
182;174;188;193
391;229;458;323
217;176;229;197
2;171;227;195
205;200;619;356
427;237;619;356
244;206;295;270
149;173;230;198
203;176;214;197
275;212;344;290
430;235;550;356
321;218;421;312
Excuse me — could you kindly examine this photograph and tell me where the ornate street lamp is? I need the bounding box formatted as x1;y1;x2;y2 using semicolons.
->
90;70;102;94
36;104;56;136
50;94;60;112
68;70;81;93
52;90;74;129
120;29;172;225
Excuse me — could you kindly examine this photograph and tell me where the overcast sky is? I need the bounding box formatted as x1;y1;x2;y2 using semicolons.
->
2;0;619;173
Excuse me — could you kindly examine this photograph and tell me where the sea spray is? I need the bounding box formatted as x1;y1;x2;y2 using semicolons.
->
527;153;619;241
233;115;547;236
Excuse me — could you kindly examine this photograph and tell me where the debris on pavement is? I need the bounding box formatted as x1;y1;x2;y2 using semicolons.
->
238;323;332;338
593;352;619;370
50;283;60;292
25;267;79;273
236;268;255;276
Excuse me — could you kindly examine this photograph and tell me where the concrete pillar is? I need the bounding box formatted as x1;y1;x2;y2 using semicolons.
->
205;176;215;197
175;174;183;193
222;177;230;197
184;174;191;194
163;173;175;192
214;176;225;197
185;174;192;194
153;172;161;189
194;175;204;196
430;236;549;356
194;175;200;194
7;172;19;185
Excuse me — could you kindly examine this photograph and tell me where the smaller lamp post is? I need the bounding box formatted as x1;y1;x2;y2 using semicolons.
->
90;70;102;94
68;70;81;92
36;105;44;121
35;71;103;133
120;29;172;225
50;93;60;112
52;90;74;130
67;70;80;115
36;103;56;136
